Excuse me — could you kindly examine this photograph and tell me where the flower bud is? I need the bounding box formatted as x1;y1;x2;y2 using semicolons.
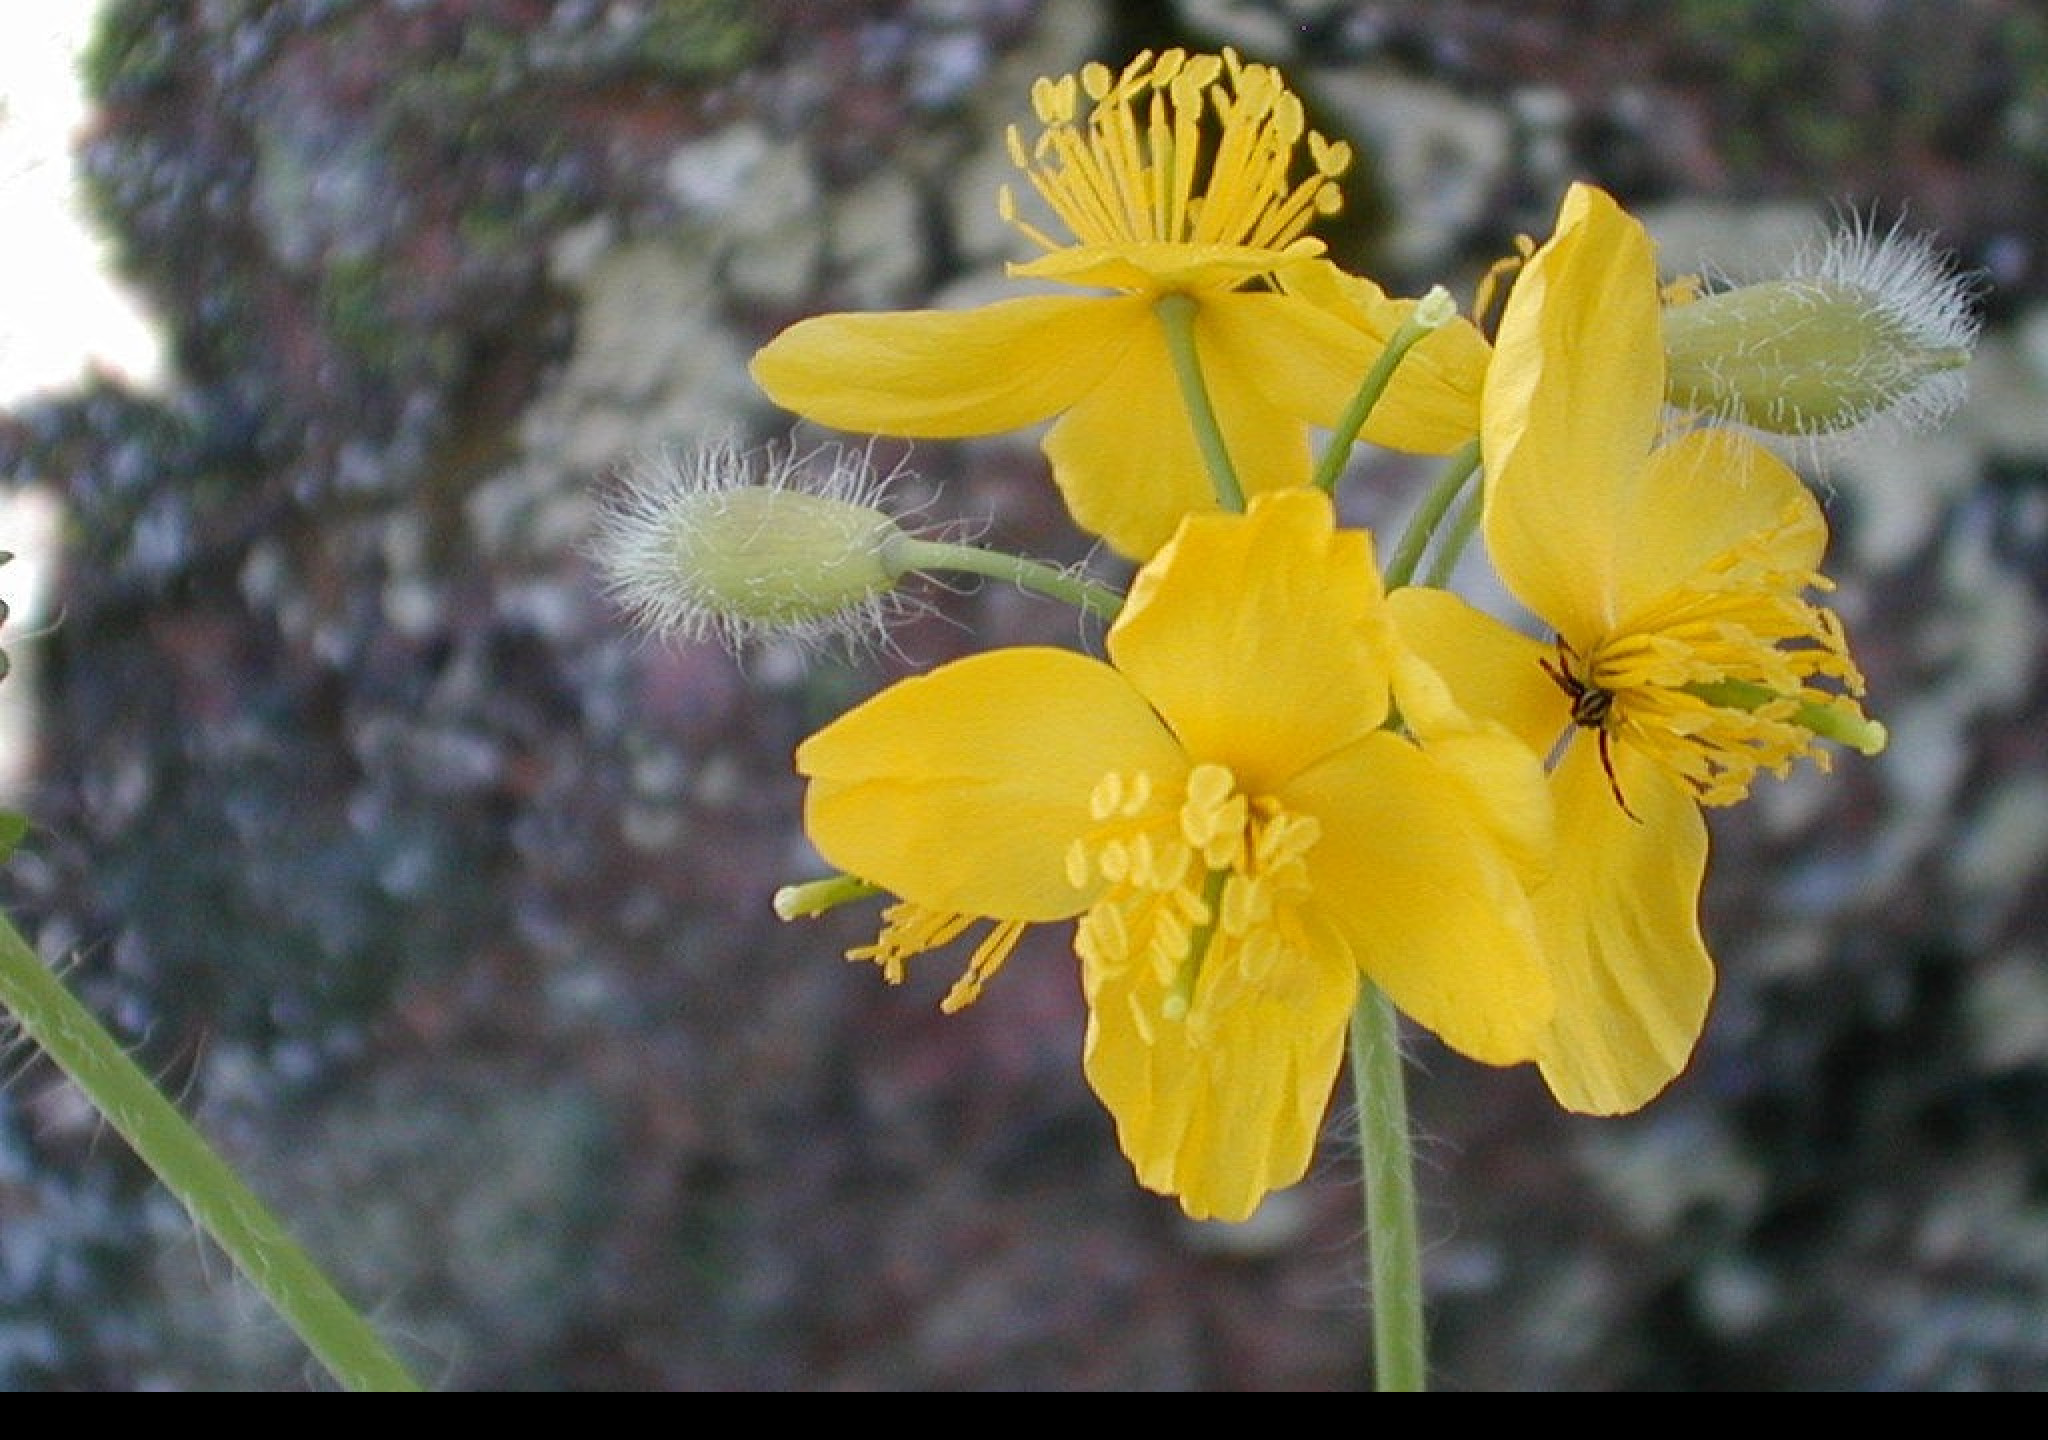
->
1663;217;1980;438
593;440;919;654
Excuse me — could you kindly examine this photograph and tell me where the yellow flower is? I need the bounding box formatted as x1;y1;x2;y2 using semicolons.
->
1389;184;1887;1115
796;489;1554;1221
751;49;1482;561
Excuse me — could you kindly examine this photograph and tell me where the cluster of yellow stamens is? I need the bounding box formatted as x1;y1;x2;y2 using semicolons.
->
1067;763;1320;1042
999;47;1351;258
1569;508;1885;807
848;902;1028;1015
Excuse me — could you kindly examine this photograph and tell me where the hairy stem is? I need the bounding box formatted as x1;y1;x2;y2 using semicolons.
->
0;912;422;1392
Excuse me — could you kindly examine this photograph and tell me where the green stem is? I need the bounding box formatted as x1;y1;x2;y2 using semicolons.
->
1421;486;1483;590
888;537;1125;624
1154;293;1245;511
0;910;422;1392
1344;424;1481;1397
1311;286;1458;495
1383;438;1482;589
1349;980;1426;1392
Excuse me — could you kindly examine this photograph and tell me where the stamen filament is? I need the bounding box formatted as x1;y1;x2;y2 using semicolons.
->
1003;47;1345;256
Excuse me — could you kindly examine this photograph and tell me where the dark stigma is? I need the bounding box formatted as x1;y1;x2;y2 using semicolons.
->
1539;635;1640;823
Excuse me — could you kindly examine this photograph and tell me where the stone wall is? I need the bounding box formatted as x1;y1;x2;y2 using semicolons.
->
1;0;2044;1389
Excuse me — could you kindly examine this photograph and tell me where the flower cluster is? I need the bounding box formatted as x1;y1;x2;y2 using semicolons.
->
608;49;1973;1223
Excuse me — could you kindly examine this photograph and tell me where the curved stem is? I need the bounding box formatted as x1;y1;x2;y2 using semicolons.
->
887;537;1125;624
1350;981;1426;1393
1154;293;1245;511
1384;438;1483;589
0;910;422;1392
1421;486;1483;589
1311;286;1459;495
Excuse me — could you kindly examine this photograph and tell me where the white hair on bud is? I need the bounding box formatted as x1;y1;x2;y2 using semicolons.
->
588;435;934;658
1799;206;1985;434
1667;206;1986;480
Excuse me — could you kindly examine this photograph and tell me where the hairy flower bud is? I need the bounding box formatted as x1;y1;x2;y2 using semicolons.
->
592;439;921;654
1663;215;1981;438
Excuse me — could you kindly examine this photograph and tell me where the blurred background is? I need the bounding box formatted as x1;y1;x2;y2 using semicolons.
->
1;0;2045;1390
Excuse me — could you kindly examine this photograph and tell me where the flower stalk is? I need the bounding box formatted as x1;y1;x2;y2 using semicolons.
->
1384;438;1482;589
1311;286;1460;494
1351;982;1426;1392
1340;426;1486;1394
0;911;421;1393
1422;488;1482;589
1155;292;1246;511
886;536;1126;624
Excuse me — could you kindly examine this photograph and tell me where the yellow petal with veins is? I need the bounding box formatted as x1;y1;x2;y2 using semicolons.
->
1110;490;1388;790
1083;900;1355;1223
750;294;1138;437
1532;742;1714;1113
1288;731;1553;1067
1482;182;1665;637
799;648;1185;920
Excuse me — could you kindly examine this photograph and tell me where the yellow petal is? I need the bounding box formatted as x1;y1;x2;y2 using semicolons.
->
1268;261;1489;453
1009;239;1316;294
749;294;1138;437
1609;427;1826;622
1109;490;1390;793
1482;183;1665;639
1373;590;1559;879
1533;742;1715;1114
797;648;1186;920
1386;586;1569;762
1081;906;1356;1223
1407;724;1557;892
1285;731;1553;1067
1042;321;1314;560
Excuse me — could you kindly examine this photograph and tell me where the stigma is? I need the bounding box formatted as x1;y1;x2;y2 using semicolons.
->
1569;521;1883;807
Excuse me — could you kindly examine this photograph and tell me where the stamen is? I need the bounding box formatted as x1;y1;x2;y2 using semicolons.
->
1556;505;1884;808
1002;47;1348;261
848;901;975;986
1071;763;1319;1036
939;920;1030;1014
848;901;1029;1012
1539;635;1639;821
